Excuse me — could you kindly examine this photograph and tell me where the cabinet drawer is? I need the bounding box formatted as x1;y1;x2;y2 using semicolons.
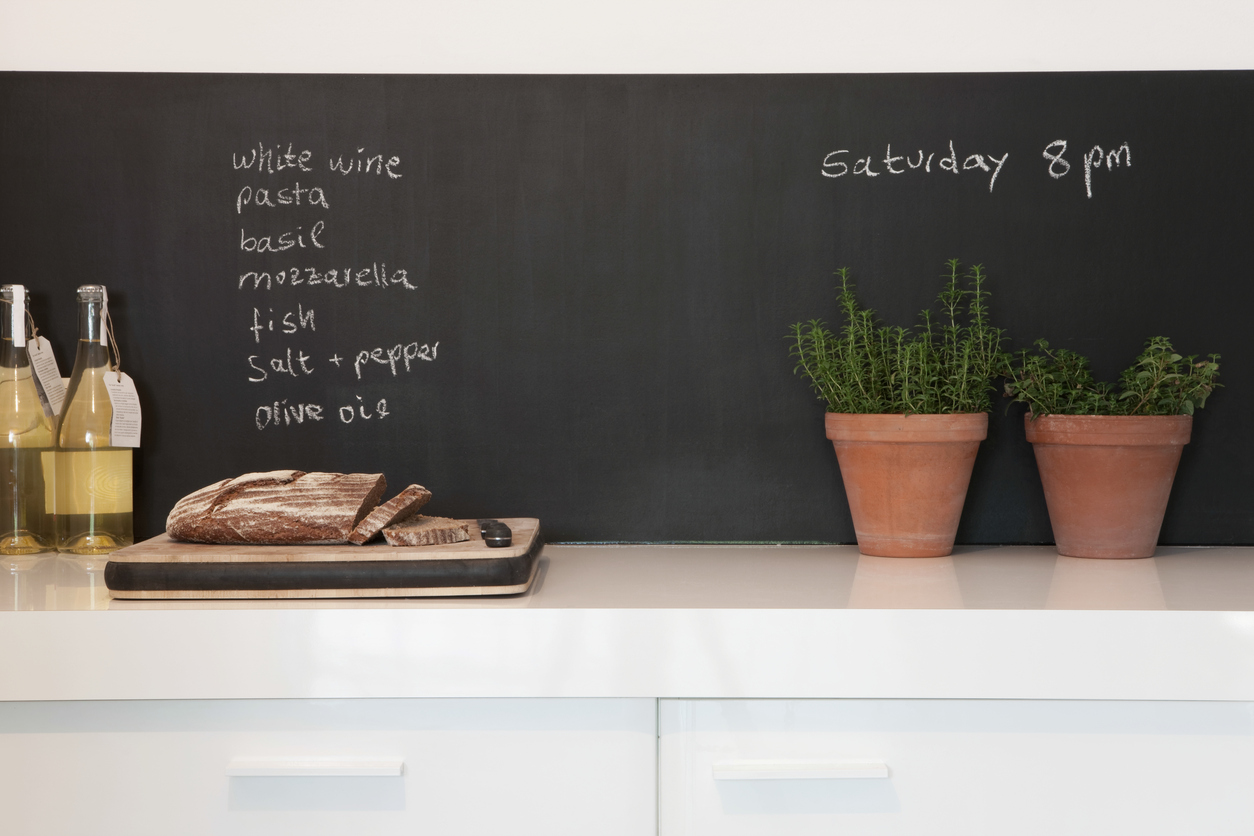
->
660;699;1254;836
0;698;656;836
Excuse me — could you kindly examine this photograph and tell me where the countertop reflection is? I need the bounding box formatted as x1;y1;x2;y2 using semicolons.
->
3;545;1252;613
2;554;111;612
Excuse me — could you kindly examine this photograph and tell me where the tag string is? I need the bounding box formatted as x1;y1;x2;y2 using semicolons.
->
104;308;122;381
0;299;37;344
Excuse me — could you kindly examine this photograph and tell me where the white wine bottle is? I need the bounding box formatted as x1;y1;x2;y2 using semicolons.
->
0;285;55;554
55;285;132;554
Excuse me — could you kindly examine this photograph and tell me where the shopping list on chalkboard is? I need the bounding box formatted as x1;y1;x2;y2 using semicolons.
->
233;141;436;428
0;72;1250;543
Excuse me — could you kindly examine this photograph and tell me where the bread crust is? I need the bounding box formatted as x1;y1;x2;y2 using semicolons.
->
166;471;387;544
348;484;433;545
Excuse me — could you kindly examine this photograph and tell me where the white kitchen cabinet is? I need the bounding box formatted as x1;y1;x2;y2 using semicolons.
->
7;546;1254;835
659;698;1254;835
0;698;657;836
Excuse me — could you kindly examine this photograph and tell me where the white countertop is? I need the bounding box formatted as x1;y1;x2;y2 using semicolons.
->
3;545;1254;702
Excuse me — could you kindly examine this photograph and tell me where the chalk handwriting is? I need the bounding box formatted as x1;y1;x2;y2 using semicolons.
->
254;398;396;428
330;148;403;179
247;348;315;382
823;141;1010;193
236;184;330;213
255;401;325;429
353;341;439;379
234;143;314;173
1042;140;1131;198
250;306;314;342
339;396;391;423
1043;140;1071;179
240;222;325;252
238;263;416;291
233;141;417;431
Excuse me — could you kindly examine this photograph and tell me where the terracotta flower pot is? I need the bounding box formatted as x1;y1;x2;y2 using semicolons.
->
825;413;988;558
1024;414;1192;559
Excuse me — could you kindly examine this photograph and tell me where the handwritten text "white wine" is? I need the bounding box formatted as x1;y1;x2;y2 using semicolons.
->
233;143;403;179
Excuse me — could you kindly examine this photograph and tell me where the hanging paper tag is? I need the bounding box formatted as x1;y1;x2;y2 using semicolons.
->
11;285;25;349
103;372;141;447
28;336;66;421
100;287;109;349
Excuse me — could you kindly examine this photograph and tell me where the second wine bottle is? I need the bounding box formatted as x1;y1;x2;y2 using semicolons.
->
56;284;133;554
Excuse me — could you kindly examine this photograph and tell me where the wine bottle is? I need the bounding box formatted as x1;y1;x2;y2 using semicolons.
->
0;285;55;554
55;285;132;554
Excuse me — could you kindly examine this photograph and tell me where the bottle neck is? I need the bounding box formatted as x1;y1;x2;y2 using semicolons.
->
0;295;27;368
1;284;26;341
0;304;18;343
78;298;105;343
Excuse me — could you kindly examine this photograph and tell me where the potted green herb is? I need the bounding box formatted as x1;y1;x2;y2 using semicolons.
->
789;259;1008;557
1005;338;1220;558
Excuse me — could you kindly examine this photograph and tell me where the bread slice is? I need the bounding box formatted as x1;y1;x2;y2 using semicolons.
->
166;470;387;545
382;515;472;547
348;484;433;545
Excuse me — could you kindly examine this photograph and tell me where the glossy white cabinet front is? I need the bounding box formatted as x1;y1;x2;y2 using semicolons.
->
659;699;1254;835
0;698;656;836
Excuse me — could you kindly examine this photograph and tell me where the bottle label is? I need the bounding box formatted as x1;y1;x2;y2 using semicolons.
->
103;372;141;447
49;449;133;515
11;285;25;349
100;287;109;349
28;336;66;421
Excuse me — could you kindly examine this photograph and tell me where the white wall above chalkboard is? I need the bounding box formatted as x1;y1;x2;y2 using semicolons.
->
1;0;1252;73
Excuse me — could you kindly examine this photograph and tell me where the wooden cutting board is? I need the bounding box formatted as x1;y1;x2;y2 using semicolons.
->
104;518;541;600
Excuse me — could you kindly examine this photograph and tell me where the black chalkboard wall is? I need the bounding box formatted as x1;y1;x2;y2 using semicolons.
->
0;72;1250;544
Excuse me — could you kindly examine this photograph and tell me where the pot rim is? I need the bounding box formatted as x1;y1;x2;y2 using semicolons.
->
825;411;988;443
1023;412;1192;447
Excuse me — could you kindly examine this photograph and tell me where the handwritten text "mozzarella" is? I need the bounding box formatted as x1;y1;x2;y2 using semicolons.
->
822;142;1009;193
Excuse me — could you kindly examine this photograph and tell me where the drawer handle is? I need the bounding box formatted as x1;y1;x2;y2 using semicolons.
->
226;757;404;777
712;759;888;780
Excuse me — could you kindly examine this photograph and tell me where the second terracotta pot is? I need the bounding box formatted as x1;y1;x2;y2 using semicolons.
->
825;413;988;558
1025;414;1192;559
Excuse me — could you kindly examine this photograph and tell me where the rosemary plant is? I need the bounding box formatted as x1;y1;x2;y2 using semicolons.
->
1005;337;1221;417
789;260;1009;414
